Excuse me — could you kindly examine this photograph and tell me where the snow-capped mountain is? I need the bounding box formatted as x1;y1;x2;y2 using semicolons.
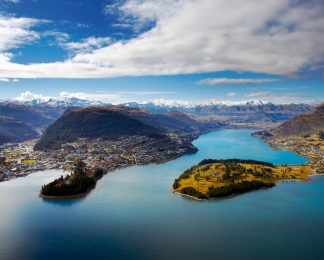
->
0;97;313;144
6;97;311;115
123;99;311;115
23;97;108;108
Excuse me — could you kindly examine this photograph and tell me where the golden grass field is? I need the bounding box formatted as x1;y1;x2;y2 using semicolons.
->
174;162;314;195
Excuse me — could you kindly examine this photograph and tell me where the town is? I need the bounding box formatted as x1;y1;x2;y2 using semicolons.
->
265;132;324;174
0;132;197;182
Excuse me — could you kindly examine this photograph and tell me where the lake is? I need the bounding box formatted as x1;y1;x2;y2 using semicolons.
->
0;129;323;260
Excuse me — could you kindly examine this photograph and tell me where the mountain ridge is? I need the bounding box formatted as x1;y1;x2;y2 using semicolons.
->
34;106;166;151
0;116;38;145
269;103;324;137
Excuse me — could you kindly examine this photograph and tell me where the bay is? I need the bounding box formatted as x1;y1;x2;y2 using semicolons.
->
0;129;323;260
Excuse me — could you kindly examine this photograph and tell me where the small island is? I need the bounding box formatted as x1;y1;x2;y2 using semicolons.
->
40;160;104;198
172;159;314;200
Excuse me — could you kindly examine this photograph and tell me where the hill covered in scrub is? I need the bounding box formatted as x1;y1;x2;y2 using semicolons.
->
109;106;222;133
34;106;166;151
0;116;38;145
0;102;64;144
252;103;324;174
35;106;223;151
0;102;63;128
269;103;324;137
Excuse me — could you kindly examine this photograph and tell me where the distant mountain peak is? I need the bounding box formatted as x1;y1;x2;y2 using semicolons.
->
5;96;309;110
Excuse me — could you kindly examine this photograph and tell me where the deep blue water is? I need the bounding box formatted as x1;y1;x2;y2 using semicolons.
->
0;129;323;260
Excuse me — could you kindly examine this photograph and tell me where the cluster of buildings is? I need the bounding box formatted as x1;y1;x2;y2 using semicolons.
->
267;134;324;174
58;134;197;173
0;133;197;181
0;143;64;181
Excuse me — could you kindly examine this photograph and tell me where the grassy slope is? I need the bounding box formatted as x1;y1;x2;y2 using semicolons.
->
173;160;314;199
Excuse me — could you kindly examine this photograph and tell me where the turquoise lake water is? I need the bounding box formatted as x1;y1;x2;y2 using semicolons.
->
0;129;323;260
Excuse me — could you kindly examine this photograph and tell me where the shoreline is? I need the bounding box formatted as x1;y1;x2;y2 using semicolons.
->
252;132;323;174
39;188;93;199
172;186;275;201
172;174;324;201
38;147;200;199
0;167;66;183
6;129;323;199
172;189;205;201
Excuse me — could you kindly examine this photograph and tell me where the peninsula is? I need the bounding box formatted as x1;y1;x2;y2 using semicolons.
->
253;103;324;173
173;159;314;200
40;160;104;198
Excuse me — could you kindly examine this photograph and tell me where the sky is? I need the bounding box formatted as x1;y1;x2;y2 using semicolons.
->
0;0;323;104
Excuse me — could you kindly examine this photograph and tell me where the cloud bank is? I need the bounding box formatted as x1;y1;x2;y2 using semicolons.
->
198;78;280;86
1;0;324;78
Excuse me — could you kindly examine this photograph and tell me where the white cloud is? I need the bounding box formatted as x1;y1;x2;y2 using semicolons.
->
244;91;313;103
245;92;272;98
198;78;280;86
15;91;51;101
63;37;111;53
103;1;121;15
3;0;20;3
227;92;236;97
116;91;176;95
1;0;324;78
0;15;41;52
104;0;180;31
13;91;124;104
43;31;69;44
0;77;18;82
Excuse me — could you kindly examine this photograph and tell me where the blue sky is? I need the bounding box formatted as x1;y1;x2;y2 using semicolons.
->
0;0;323;104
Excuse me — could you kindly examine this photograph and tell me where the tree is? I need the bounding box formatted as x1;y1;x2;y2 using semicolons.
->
0;157;6;166
94;168;104;179
73;160;86;175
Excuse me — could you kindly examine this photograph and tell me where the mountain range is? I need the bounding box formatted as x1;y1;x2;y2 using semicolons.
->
0;97;313;145
0;102;66;145
12;97;311;114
